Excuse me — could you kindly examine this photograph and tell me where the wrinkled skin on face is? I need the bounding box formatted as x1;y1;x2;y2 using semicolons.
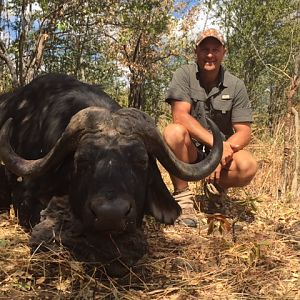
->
29;195;149;278
70;134;150;234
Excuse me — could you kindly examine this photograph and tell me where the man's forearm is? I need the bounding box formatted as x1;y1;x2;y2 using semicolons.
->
226;131;251;149
173;112;214;147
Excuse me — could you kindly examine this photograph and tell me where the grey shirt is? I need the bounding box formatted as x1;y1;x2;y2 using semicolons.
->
166;63;253;138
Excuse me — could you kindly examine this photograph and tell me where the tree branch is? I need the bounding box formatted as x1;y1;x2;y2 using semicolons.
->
132;32;142;63
0;40;18;86
25;32;49;83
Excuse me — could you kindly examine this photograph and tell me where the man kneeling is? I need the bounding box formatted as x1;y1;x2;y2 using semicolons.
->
163;28;258;227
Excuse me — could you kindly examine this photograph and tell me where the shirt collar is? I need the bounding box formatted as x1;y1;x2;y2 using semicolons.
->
196;64;229;88
219;66;230;88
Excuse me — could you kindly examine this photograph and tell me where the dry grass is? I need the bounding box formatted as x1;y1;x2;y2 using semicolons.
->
0;119;300;300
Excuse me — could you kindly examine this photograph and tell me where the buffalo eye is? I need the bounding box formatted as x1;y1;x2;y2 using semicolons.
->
130;153;148;170
74;156;92;173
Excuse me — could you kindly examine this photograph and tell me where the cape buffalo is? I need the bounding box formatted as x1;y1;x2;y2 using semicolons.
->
0;73;223;276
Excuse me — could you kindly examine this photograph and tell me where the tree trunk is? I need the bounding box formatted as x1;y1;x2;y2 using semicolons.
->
291;107;299;197
128;77;145;109
282;52;300;197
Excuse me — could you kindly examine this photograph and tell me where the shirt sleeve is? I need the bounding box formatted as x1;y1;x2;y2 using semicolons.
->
165;66;193;105
231;79;253;123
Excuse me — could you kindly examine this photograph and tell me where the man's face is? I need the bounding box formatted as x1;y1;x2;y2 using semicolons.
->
195;37;226;72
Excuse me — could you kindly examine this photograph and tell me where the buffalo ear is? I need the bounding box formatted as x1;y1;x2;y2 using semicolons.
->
0;165;11;211
145;157;181;225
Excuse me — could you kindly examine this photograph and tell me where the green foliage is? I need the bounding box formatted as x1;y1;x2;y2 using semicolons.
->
95;0;176;109
1;0;297;126
0;0;188;116
209;0;300;126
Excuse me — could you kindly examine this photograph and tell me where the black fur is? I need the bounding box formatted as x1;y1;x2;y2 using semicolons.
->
0;73;180;229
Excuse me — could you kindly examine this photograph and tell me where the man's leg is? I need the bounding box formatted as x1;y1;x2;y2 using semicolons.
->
163;124;199;227
219;149;258;189
163;123;199;191
203;149;257;216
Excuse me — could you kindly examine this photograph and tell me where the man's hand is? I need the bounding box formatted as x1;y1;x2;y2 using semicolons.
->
207;143;242;184
221;141;241;166
207;163;222;183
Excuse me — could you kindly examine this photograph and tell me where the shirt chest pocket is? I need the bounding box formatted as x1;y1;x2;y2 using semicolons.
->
210;94;233;114
210;95;234;137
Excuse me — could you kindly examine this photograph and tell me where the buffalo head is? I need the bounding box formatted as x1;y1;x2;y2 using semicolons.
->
0;107;222;233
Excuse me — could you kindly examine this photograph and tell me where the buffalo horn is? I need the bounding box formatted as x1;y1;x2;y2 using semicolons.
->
0;107;111;177
115;108;223;181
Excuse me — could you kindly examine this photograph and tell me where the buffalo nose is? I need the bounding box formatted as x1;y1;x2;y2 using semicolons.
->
89;197;134;232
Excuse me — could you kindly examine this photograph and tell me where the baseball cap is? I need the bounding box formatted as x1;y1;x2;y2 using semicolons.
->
195;28;225;47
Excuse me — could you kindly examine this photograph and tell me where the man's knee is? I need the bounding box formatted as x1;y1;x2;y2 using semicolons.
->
236;155;258;185
223;151;257;188
163;123;190;146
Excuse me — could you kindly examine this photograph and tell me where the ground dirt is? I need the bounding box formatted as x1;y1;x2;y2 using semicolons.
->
0;131;299;299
